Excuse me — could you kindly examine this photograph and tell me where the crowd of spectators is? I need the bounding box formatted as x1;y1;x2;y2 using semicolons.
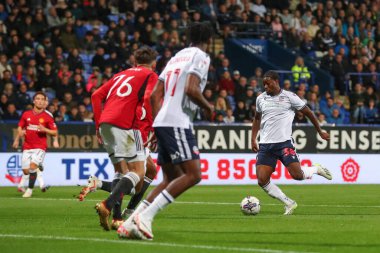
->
0;0;379;125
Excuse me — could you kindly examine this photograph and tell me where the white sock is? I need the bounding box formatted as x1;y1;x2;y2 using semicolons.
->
301;166;318;179
126;200;150;223
262;181;294;206
18;174;29;188
97;180;103;189
37;170;44;188
141;190;174;221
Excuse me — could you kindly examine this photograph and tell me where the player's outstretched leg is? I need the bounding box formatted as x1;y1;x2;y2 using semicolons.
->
257;165;297;215
313;163;332;180
77;175;103;201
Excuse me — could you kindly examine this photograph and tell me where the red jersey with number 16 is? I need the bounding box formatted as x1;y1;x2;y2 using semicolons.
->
92;66;155;130
18;109;57;151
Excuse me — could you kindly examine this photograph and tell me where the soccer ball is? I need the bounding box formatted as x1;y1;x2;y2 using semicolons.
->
240;196;260;215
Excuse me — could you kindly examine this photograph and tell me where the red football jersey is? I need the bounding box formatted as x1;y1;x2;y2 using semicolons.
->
92;66;156;130
136;72;158;143
18;109;57;151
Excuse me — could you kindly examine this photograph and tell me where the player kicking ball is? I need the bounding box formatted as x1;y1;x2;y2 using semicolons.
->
251;71;332;215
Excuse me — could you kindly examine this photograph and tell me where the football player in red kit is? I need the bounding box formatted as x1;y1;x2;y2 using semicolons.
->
91;47;158;230
12;91;58;198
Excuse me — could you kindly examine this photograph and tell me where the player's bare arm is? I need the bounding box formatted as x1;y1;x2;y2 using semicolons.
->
185;73;214;120
300;106;330;140
38;124;58;136
251;111;261;152
12;126;24;149
150;80;165;119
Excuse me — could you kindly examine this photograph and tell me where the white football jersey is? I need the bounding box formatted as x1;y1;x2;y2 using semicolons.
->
153;47;210;128
256;89;306;144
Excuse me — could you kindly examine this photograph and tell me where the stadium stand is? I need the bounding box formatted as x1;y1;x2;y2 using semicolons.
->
0;0;379;125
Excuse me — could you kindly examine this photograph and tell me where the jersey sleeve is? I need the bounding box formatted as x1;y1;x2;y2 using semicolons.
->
46;115;57;130
288;92;306;110
18;112;27;128
91;78;113;129
256;96;262;113
188;53;210;80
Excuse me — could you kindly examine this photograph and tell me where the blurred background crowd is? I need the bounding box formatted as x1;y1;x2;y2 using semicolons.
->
0;0;379;125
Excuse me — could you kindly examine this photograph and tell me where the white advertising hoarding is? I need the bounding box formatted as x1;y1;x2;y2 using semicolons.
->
0;152;379;186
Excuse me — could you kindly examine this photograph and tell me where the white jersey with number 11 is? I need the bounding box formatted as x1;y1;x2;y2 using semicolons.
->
153;47;210;129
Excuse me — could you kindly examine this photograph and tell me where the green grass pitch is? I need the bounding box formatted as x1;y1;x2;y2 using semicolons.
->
0;185;379;253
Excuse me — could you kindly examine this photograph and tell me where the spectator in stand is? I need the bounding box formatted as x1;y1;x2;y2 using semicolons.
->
321;48;335;73
67;48;84;71
86;67;102;93
251;0;267;18
2;102;19;120
307;92;320;114
352;100;366;124
291;56;311;85
234;75;247;101
78;103;93;122
279;8;292;26
271;16;283;40
15;82;31;110
365;99;379;123
0;54;11;79
363;86;377;106
331;54;347;95
215;96;228;117
318;113;327;125
232;70;240;87
218;71;235;95
335;36;349;57
283;79;291;91
216;58;232;81
224;108;235;123
55;104;69;122
234;100;249;123
243;87;256;109
320;97;336;119
296;0;311;16
91;46;106;72
69;106;82;121
300;33;316;58
327;108;344;125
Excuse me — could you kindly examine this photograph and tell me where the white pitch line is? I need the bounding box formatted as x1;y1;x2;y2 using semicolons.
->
1;197;380;208
0;234;316;253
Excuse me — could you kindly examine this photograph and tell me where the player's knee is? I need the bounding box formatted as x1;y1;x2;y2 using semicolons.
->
189;170;202;185
288;169;303;180
145;163;157;180
257;174;270;187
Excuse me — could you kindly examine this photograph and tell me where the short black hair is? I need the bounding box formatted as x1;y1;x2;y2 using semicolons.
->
263;70;279;81
188;22;214;45
134;46;158;65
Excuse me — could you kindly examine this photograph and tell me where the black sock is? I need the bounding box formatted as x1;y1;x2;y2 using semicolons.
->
112;179;122;220
127;177;152;210
28;171;37;189
100;181;112;192
105;177;134;210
